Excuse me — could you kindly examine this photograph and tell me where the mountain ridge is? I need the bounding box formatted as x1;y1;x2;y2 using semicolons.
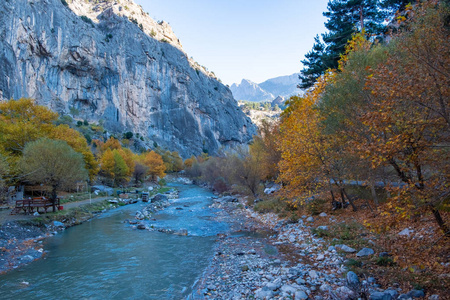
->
230;73;302;103
0;0;256;157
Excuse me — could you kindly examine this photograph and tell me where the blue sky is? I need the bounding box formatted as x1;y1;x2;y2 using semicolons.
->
135;0;329;85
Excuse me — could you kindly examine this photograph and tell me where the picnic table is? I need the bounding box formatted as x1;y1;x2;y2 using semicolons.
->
10;197;61;215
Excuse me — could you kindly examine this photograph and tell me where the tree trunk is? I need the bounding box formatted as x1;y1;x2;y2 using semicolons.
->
51;185;58;212
342;188;358;212
370;180;379;206
431;207;449;237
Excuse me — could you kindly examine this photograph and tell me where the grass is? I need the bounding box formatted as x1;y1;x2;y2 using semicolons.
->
59;192;107;204
311;227;329;237
376;256;395;266
254;198;289;214
346;258;363;268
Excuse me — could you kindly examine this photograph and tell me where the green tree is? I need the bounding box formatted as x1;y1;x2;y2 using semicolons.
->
20;139;88;211
0;153;9;203
300;0;387;88
112;150;130;186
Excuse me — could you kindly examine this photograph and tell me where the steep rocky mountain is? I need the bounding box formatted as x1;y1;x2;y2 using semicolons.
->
0;0;256;157
271;96;287;109
259;73;301;99
230;73;302;103
230;79;274;103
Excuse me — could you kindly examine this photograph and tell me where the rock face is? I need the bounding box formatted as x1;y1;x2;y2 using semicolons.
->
0;0;256;157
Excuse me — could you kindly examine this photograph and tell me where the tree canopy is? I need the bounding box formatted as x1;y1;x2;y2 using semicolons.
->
20;138;88;211
299;0;405;89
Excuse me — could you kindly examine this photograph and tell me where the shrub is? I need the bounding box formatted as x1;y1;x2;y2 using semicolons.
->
311;227;329;237
84;134;92;144
346;259;362;268
61;0;68;6
83;119;89;126
80;16;94;27
376;256;394;266
76;121;83;127
305;197;328;216
254;198;289;214
123;131;133;139
150;29;156;37
213;177;228;194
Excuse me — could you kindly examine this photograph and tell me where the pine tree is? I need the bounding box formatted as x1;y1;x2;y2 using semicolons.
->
299;36;327;89
299;0;386;89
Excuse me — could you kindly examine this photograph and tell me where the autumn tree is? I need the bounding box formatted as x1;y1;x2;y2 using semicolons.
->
0;153;9;203
99;148;131;186
362;1;450;234
184;155;197;169
0;99;98;179
318;33;390;206
141;151;166;182
279;73;359;210
157;150;184;173
0;98;58;156
253;120;282;181
20;139;88;211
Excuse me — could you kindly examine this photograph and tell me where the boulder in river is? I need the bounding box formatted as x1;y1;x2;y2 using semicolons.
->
151;194;168;203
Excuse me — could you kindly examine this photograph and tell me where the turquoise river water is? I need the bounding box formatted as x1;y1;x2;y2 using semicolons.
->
0;183;228;299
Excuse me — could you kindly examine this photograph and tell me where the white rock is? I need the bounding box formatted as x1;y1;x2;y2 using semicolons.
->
316;254;325;261
398;228;414;236
309;270;319;279
295;290;309;300
335;286;356;299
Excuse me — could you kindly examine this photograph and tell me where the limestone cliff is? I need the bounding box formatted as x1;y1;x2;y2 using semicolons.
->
0;0;256;157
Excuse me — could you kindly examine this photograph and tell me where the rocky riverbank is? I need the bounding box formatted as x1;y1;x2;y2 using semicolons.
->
190;195;440;300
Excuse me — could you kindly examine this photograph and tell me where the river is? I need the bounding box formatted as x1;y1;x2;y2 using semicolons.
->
0;183;228;299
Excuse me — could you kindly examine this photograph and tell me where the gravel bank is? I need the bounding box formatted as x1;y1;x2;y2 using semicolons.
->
190;195;436;300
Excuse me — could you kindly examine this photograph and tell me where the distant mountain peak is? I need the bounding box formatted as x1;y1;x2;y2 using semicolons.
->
231;73;303;102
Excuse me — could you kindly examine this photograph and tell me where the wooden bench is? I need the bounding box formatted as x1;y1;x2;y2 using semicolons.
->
29;199;53;214
10;198;60;215
10;200;32;215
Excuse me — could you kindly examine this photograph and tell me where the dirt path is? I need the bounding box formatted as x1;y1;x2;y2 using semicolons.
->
0;196;110;226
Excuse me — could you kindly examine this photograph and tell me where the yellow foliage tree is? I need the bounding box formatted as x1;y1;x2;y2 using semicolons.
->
141;151;166;182
99;149;130;186
0;98;98;179
0;98;58;156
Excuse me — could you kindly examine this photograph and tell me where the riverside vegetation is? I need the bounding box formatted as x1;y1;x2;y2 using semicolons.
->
184;1;449;298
